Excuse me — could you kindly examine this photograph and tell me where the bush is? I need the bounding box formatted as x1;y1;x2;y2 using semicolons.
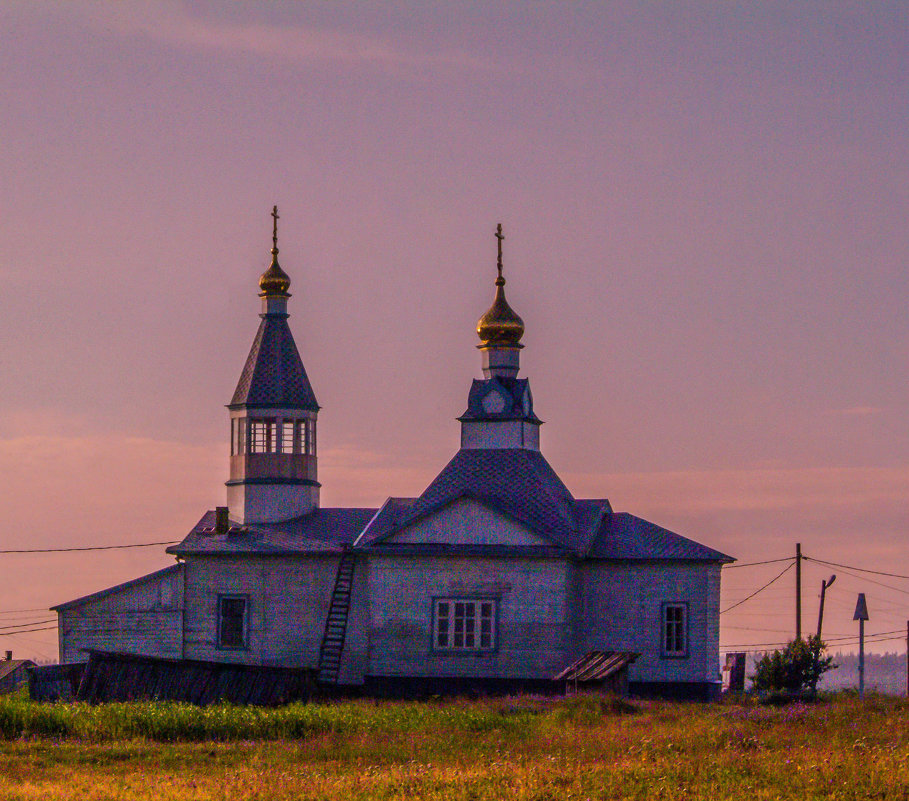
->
751;636;835;696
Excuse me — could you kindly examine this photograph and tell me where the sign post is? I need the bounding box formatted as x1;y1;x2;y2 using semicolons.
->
853;593;869;698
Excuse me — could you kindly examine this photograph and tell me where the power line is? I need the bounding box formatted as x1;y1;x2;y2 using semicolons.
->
722;557;795;569
721;562;794;615
805;556;909;581
0;541;179;554
0;619;55;632
0;625;57;635
809;562;909;598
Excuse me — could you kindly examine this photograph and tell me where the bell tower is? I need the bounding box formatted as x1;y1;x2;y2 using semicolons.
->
226;207;320;524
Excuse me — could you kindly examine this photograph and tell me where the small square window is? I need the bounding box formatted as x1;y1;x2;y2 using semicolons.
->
218;595;248;649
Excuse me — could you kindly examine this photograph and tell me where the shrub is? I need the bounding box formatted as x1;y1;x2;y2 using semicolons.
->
751;636;835;696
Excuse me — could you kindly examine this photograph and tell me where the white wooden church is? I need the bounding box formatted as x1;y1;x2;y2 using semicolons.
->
54;214;733;699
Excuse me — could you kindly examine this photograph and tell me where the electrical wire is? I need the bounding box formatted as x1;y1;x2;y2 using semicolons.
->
720;562;794;615
0;625;56;635
804;556;909;581
805;560;909;597
0;619;55;632
0;541;180;554
722;557;796;569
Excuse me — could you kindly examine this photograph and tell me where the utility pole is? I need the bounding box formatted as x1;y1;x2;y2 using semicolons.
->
796;543;802;640
816;575;836;641
905;621;908;698
853;593;869;698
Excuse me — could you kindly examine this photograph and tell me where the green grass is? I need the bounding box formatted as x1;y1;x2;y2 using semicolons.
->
0;692;907;799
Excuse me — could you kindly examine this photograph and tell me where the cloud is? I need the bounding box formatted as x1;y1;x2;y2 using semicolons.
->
825;406;885;417
563;465;909;517
81;2;492;73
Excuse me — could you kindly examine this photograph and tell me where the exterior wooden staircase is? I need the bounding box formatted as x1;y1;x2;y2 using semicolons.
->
317;549;356;685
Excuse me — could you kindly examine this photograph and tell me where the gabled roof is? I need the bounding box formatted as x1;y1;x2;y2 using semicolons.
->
356;449;578;549
0;660;36;682
168;507;379;556
52;564;183;611
355;447;733;563
230;314;318;410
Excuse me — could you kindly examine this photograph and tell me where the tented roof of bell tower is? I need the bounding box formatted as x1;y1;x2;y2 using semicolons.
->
229;315;319;410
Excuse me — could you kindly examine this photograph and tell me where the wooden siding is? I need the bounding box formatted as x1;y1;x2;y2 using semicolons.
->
57;566;184;663
367;555;572;680
386;498;550;547
182;555;341;668
575;562;722;684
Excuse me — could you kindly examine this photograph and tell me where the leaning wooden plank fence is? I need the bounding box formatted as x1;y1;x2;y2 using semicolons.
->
30;650;316;705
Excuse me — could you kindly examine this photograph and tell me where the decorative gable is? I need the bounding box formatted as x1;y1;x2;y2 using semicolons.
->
384;497;553;547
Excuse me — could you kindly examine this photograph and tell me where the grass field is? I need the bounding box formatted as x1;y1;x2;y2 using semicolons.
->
0;692;907;800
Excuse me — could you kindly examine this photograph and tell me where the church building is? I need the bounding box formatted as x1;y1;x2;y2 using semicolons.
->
54;211;733;699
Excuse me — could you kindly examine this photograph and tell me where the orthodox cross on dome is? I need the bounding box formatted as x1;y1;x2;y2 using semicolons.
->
271;205;280;253
495;223;505;283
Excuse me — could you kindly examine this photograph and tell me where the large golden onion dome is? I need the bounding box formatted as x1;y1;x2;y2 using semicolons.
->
259;205;291;296
476;224;524;348
477;277;524;347
259;254;291;296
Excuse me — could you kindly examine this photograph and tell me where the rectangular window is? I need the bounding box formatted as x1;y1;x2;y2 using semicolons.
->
265;419;277;453
280;421;295;453
218;595;248;649
230;419;236;455
297;420;307;455
662;603;688;657
433;599;496;651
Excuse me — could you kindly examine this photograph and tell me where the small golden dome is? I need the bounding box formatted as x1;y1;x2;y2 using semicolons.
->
477;224;523;347
259;251;291;296
477;276;524;347
259;205;291;296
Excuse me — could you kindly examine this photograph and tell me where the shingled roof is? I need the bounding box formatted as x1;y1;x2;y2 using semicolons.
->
356;448;578;549
355;447;733;563
168;508;378;556
230;314;318;410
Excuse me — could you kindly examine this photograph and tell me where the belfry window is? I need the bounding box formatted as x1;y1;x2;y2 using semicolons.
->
249;419;278;453
237;419;246;455
249;421;267;453
280;421;295;453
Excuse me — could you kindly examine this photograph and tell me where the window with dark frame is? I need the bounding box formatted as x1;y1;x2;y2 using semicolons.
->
218;596;248;649
662;603;687;657
433;599;496;651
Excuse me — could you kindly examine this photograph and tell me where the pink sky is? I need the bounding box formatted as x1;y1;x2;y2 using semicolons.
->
0;2;907;661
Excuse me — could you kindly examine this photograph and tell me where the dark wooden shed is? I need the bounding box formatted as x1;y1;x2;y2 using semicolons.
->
0;656;36;694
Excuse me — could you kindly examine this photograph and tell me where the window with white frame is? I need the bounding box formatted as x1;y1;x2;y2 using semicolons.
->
433;599;496;651
661;603;688;657
218;595;249;649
